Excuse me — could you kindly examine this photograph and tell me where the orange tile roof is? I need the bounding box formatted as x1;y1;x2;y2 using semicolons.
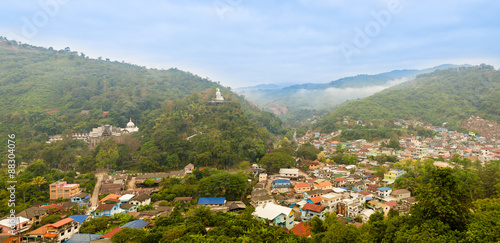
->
27;225;48;235
99;194;121;203
43;233;58;237
335;177;347;181
100;227;123;239
48;218;74;228
295;182;310;188
315;181;332;187
302;203;325;213
290;222;311;237
310;197;323;204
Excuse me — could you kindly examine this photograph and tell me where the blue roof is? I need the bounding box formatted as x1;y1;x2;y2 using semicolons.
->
339;187;351;191
377;187;392;191
365;197;372;200
64;233;103;243
120;219;149;229
273;178;290;184
198;197;225;205
69;215;89;225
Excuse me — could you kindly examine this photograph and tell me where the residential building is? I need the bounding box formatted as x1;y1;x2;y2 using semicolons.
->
253;203;296;229
259;173;268;182
314;181;333;191
129;194;151;206
184;163;194;174
301;203;326;220
294;182;311;193
384;170;406;181
50;181;80;200
321;193;343;212
391;189;411;201
121;204;138;213
304;189;325;200
68;215;89;232
376;187;393;198
197;197;226;207
70;192;90;206
0;217;30;235
250;195;274;207
279;168;299;178
272;178;291;188
119;194;135;205
96;203;120;217
16;206;48;225
44;218;79;243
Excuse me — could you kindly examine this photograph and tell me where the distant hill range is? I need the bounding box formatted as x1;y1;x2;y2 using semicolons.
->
315;64;500;133
0;38;283;146
235;64;470;117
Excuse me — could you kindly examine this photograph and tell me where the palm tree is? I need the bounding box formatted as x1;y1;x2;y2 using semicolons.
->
31;176;48;190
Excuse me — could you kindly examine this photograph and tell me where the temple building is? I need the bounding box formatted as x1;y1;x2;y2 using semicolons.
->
47;119;139;148
123;118;139;133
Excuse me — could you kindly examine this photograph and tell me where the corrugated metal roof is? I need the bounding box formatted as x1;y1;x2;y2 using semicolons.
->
69;215;89;225
66;233;104;243
197;197;225;205
120;220;149;229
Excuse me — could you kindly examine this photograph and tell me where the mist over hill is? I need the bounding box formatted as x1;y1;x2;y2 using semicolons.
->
235;64;469;125
315;64;500;133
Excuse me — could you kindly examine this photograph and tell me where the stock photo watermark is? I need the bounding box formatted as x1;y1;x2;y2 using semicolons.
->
6;134;17;234
8;0;71;44
213;0;243;20
340;0;403;63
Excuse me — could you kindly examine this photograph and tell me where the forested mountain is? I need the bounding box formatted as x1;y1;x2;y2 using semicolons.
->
316;64;500;133
236;64;467;125
0;38;283;169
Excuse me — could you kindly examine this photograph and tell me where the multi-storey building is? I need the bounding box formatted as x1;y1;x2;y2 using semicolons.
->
50;181;80;200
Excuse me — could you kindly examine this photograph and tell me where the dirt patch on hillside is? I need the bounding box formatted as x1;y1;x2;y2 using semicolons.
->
461;115;500;140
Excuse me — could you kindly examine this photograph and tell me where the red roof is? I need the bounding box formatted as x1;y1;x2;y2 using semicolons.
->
335;177;347;181
302;203;325;213
290;222;311;237
98;204;115;211
385;201;398;208
310;196;323;204
295;182;310;188
48;218;74;228
359;191;372;196
100;228;123;239
40;204;64;210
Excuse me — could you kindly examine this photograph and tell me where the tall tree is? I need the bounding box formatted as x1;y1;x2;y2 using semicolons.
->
31;176;48;190
411;168;472;231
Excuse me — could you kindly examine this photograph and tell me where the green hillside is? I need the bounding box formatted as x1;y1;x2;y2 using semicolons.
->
0;38;283;167
316;65;500;132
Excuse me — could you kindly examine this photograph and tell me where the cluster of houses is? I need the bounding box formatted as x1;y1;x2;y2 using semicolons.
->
300;118;500;164
236;164;415;233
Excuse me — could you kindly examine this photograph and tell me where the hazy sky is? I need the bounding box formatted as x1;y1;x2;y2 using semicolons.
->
1;0;499;88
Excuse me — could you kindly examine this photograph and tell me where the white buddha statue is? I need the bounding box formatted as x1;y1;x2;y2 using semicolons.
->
215;88;224;101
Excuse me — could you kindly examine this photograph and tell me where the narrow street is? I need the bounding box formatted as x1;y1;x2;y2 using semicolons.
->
89;173;105;212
